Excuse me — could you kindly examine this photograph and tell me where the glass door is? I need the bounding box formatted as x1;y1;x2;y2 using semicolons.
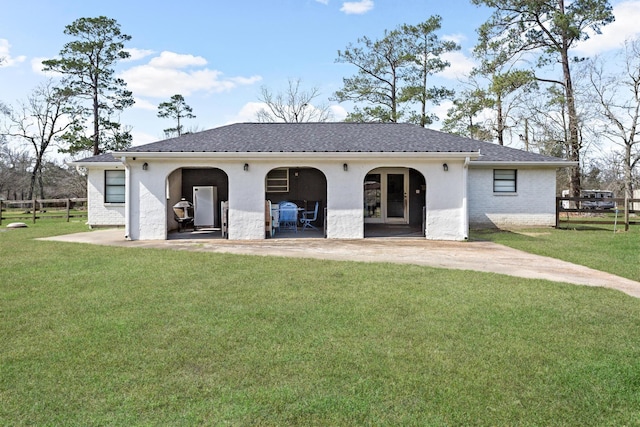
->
364;169;408;224
386;173;406;222
364;173;382;222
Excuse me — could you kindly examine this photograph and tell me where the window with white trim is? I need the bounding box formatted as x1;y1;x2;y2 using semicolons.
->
105;170;125;203
266;168;289;193
493;169;517;193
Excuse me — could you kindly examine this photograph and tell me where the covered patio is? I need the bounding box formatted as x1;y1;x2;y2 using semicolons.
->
168;223;421;240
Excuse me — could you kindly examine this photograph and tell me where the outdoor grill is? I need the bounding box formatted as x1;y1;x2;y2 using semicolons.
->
173;198;194;232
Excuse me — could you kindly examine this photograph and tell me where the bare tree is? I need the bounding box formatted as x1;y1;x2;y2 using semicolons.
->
41;161;87;198
0;146;32;200
4;80;79;199
587;38;640;200
257;78;332;123
0;135;9;198
582;153;634;195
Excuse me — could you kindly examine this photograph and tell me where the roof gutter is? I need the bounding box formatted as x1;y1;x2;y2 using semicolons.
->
470;160;577;168
115;151;482;161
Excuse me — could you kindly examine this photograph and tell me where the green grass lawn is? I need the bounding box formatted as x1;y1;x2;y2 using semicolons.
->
472;224;640;282
2;221;640;425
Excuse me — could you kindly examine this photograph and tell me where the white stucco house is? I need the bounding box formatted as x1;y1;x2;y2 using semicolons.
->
71;122;573;241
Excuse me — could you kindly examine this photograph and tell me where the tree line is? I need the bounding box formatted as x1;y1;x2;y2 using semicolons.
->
0;17;197;200
1;1;638;203
249;0;638;201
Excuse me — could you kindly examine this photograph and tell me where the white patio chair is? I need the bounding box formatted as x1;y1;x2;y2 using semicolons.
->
271;204;280;235
300;201;319;231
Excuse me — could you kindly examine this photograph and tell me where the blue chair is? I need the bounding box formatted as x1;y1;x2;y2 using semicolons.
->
300;201;319;230
279;201;298;232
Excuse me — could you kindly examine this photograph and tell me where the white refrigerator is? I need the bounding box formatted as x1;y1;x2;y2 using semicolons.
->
193;186;217;229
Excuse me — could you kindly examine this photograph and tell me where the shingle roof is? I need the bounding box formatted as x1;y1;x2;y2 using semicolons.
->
80;123;568;163
76;153;119;163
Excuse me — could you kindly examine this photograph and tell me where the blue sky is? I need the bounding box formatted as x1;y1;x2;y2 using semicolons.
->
1;0;639;157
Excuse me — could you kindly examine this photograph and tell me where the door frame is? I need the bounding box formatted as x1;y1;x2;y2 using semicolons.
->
364;168;409;224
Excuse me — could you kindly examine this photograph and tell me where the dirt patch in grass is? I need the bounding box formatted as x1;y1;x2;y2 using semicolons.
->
511;231;552;237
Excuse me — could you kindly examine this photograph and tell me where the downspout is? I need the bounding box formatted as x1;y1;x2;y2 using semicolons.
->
462;157;470;240
121;156;132;240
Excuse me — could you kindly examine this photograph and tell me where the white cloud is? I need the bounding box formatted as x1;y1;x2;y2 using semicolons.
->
429;100;453;130
225;101;346;124
225;102;266;124
31;57;67;77
0;39;26;67
340;0;374;15
148;51;207;69
442;33;466;45
132;97;158;111
123;48;155;62
330;104;348;121
31;57;48;74
573;1;640;55
229;75;263;86
316;0;329;4
437;51;476;80
131;130;161;147
119;51;262;99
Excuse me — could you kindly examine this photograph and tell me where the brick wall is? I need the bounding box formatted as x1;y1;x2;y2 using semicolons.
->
468;167;556;228
87;167;125;227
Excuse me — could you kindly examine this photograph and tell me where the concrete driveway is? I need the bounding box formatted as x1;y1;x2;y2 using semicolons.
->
41;228;640;298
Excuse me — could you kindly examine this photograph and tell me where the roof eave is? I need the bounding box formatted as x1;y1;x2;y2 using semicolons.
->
470;160;577;168
67;161;124;167
116;151;482;160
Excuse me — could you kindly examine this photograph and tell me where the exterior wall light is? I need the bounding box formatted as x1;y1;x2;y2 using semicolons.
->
244;163;249;171
442;163;448;172
142;162;148;171
343;163;348;171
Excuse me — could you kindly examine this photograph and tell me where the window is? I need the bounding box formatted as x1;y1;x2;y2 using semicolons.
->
105;170;125;203
493;169;517;193
266;168;289;192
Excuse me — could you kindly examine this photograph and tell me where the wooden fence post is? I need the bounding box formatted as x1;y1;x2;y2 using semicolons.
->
66;198;71;222
32;199;37;223
625;197;630;232
0;200;3;225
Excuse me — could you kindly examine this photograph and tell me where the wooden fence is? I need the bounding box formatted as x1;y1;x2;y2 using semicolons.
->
0;198;87;225
556;197;639;231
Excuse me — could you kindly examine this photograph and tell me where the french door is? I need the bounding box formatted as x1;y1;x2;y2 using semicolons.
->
364;169;409;224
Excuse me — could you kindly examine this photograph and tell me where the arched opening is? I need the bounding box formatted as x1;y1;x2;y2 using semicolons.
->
166;167;229;238
265;166;327;238
364;167;426;238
